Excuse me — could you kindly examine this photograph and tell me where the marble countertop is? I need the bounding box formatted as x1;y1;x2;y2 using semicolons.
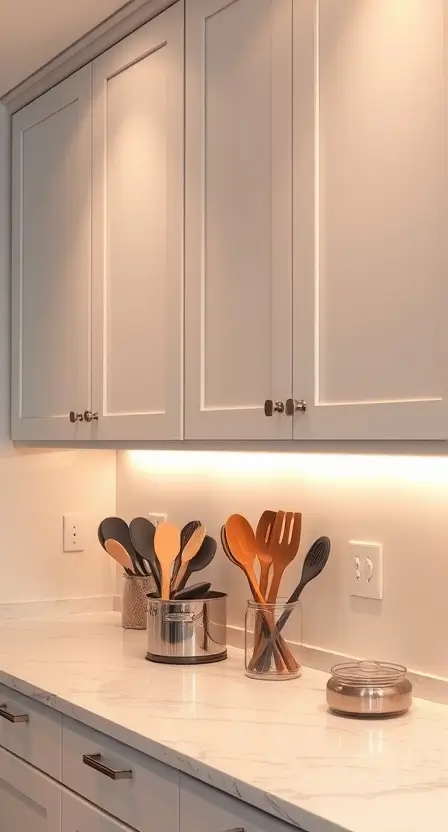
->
0;612;447;832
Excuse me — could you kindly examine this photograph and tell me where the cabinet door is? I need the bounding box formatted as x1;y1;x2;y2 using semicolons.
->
0;745;61;832
11;66;92;441
91;2;184;440
180;774;295;832
185;0;293;440
293;0;447;440
62;790;130;832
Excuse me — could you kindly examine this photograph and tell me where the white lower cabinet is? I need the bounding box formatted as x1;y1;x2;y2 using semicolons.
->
0;690;300;832
62;790;132;832
62;716;179;831
0;745;61;832
180;774;297;832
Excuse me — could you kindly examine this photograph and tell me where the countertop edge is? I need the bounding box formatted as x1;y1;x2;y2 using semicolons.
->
0;667;348;832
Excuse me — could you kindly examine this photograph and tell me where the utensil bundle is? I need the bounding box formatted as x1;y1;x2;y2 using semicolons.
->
98;517;217;600
222;511;331;674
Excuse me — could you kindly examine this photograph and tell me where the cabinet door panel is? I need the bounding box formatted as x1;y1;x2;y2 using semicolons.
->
180;773;294;832
185;0;293;440
0;746;61;832
11;66;92;440
92;2;184;440
62;790;130;832
293;0;447;439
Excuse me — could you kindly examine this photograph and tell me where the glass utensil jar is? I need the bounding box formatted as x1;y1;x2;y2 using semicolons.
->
244;600;301;680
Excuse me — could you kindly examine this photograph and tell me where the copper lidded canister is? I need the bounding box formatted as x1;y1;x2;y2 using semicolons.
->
326;660;412;718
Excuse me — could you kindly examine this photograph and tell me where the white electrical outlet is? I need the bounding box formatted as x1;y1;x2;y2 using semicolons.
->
148;513;167;527
349;540;383;600
63;513;85;552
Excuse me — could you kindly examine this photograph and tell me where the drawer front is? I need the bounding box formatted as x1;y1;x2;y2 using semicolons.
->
62;788;133;832
180;775;299;832
62;716;179;831
0;682;62;779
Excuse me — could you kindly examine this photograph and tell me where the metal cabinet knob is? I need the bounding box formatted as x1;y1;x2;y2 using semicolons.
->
264;400;285;417
285;398;307;415
69;411;84;423
83;411;99;423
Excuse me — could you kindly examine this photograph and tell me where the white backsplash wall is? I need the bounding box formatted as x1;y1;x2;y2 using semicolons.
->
117;449;448;679
0;103;116;607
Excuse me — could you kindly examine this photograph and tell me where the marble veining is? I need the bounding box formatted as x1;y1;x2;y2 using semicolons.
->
0;613;447;832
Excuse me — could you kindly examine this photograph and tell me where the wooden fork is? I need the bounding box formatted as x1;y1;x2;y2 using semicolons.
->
267;512;302;603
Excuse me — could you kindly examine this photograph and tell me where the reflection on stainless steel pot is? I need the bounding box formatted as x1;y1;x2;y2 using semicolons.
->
146;592;227;665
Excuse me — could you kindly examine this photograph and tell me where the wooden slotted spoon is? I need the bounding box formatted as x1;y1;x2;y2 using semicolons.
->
267;511;302;603
172;524;206;593
255;510;277;599
154;522;181;600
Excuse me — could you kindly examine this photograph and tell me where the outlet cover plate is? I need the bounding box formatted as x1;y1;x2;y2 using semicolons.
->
349;540;383;600
148;513;167;527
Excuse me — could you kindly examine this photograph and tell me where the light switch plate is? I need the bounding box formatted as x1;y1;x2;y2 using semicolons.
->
349;540;383;600
63;513;84;552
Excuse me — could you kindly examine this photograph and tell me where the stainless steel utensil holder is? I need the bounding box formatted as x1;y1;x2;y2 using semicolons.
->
146;593;227;664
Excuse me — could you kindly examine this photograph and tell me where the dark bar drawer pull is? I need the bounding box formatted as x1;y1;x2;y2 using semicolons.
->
0;703;29;723
83;752;132;780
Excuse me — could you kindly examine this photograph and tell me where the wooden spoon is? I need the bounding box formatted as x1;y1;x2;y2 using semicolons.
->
225;515;263;601
104;539;134;573
172;524;206;593
154;522;181;600
267;511;302;603
176;535;217;594
171;520;201;593
100;517;146;575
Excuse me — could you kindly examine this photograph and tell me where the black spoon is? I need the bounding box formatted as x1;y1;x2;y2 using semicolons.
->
256;537;331;671
176;535;217;593
129;517;161;595
283;536;331;613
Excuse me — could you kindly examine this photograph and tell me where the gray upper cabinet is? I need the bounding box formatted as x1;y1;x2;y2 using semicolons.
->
10;0;448;444
292;0;447;440
184;0;293;441
11;66;93;441
91;2;184;440
11;2;184;443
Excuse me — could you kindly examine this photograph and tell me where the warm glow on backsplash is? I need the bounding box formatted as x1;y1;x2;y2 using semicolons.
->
117;450;448;680
126;449;448;486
